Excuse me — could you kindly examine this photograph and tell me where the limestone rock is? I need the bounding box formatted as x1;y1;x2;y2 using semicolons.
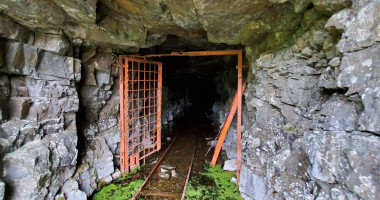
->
223;159;237;171
301;47;313;57
0;0;66;29
305;131;351;183
111;169;121;180
38;52;81;81
337;44;380;134
51;0;97;24
8;97;31;119
346;133;380;200
320;94;361;132
161;164;176;170
61;179;87;200
34;33;70;55
2;140;51;200
0;180;4;200
158;172;170;180
0;14;32;43
239;165;270;200
338;1;380;53
328;57;340;67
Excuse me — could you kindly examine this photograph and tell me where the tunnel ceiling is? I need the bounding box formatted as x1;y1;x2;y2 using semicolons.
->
0;0;350;52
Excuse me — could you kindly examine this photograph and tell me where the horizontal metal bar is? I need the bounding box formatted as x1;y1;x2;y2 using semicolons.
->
129;50;243;58
121;56;163;65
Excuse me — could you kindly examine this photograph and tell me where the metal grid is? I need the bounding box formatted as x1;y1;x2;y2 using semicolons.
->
119;56;162;174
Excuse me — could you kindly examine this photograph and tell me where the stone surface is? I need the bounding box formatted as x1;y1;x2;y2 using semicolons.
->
223;159;237;171
61;179;87;200
38;52;81;81
0;0;351;50
2;140;51;200
158;172;170;180
214;2;380;198
0;180;4;200
33;33;70;55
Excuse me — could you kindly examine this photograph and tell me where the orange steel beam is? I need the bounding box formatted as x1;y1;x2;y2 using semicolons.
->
237;52;243;184
157;63;162;150
119;57;125;174
129;50;242;58
210;78;246;167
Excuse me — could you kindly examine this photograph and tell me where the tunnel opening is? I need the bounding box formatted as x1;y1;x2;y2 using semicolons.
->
117;49;246;199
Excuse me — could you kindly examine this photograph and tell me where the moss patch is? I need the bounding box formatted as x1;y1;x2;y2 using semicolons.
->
186;165;242;200
93;180;143;200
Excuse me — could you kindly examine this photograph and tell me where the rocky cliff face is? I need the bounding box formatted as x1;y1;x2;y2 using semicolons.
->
214;0;380;199
0;0;379;200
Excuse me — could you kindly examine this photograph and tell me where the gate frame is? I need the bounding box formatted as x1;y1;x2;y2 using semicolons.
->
119;56;162;174
126;50;244;183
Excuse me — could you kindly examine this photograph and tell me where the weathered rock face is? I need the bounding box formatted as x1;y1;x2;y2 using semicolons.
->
0;16;80;199
213;0;380;199
0;0;351;52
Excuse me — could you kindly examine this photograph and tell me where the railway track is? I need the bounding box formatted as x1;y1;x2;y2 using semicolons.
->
132;132;198;200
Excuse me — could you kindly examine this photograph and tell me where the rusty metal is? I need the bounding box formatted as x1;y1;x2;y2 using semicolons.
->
129;50;243;58
210;79;246;166
237;52;243;184
181;140;197;200
142;190;182;198
119;56;163;174
131;135;178;200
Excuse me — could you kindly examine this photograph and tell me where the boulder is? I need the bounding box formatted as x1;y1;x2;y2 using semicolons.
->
93;137;114;179
239;165;270;200
61;179;87;200
338;44;380;134
38;52;81;81
2;140;51;200
223;159;237;171
8;98;31;119
34;32;70;55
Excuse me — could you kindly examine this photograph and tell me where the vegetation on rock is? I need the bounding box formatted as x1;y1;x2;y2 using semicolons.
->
186;165;242;200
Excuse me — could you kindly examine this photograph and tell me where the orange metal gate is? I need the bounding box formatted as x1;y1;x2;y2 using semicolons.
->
119;56;162;174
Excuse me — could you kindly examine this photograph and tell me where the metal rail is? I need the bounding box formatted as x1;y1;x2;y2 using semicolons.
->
181;140;197;200
131;134;178;200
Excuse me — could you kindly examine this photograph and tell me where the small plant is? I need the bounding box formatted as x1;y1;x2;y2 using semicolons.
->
93;180;143;200
185;165;243;200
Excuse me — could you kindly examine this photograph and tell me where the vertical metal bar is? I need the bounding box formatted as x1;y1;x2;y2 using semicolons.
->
130;61;134;172
237;50;243;184
157;63;162;150
210;82;246;166
125;60;130;173
119;56;126;174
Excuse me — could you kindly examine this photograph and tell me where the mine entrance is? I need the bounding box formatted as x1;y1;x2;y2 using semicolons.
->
119;50;244;183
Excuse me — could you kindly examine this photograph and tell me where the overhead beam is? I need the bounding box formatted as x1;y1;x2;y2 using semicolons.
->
129;50;242;58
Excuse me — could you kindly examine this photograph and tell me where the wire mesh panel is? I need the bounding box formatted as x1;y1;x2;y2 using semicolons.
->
119;56;162;174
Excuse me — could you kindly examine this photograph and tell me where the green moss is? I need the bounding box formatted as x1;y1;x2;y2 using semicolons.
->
119;164;144;181
186;165;243;200
93;180;143;200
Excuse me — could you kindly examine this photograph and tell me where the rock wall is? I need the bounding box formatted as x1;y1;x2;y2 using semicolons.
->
0;15;84;200
215;1;380;199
